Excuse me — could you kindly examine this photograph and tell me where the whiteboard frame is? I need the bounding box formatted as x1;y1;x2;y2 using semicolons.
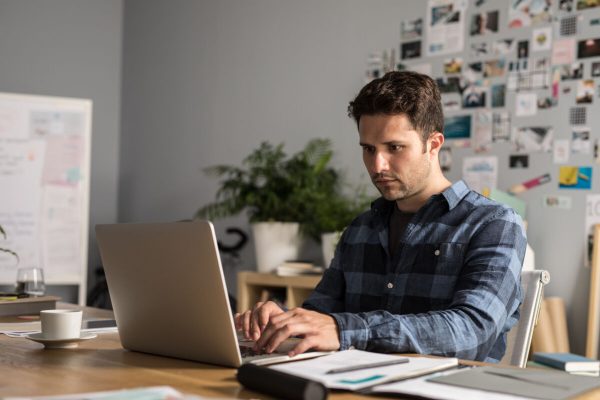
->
0;92;92;305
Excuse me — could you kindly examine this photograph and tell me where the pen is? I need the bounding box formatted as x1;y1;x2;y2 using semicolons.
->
325;358;409;374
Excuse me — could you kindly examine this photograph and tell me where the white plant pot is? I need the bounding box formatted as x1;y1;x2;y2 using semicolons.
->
321;231;342;268
252;222;302;273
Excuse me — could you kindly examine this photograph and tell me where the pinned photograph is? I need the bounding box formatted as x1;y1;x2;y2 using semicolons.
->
577;0;600;10
470;42;489;57
492;39;515;55
444;57;463;74
439;146;453;172
532;27;552;52
560;0;574;12
436;76;462;93
470;10;499;35
559;166;592;189
462;83;487;108
401;17;423;40
492;111;511;142
464;62;484;83
512;126;553;153
509;0;552;28
558;62;583;80
491;84;506;107
509;154;529;169
517;40;529;58
537;96;557;109
572;127;592;154
401;41;422;59
444;115;472;142
484;59;506;78
576;79;595;103
592;62;600;77
578;38;600;58
442;93;462;112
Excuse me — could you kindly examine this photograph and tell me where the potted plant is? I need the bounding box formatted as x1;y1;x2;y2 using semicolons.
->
306;185;372;268
196;138;340;272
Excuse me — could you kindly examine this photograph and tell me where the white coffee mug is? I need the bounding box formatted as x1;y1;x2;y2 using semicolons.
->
40;309;82;340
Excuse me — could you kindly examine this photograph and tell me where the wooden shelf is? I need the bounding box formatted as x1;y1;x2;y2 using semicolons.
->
237;271;321;313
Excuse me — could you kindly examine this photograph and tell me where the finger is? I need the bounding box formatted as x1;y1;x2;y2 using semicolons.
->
288;336;316;357
249;302;265;340
254;312;295;351
263;321;308;353
242;311;252;339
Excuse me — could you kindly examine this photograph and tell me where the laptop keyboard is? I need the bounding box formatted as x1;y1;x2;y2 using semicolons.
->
239;345;264;357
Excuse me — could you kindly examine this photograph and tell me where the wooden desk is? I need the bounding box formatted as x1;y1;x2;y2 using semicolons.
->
1;306;599;399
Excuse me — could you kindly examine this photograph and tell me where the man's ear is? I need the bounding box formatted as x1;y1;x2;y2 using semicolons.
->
427;132;445;157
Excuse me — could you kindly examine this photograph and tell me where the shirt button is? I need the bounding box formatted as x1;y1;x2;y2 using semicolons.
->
434;249;440;256
387;282;394;289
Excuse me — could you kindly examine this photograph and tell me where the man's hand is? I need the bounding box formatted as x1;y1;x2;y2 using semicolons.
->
234;301;284;341
255;307;341;356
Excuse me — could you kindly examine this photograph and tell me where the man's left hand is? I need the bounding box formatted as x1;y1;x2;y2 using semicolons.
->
254;307;341;356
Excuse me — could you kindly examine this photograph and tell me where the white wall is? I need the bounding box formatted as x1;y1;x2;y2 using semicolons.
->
0;0;123;300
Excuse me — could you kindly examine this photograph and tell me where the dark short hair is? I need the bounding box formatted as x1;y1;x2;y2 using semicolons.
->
347;71;444;143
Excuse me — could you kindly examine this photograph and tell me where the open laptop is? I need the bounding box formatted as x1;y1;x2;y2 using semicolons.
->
95;220;328;368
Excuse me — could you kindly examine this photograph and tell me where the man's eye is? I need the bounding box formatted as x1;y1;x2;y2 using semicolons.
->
390;145;404;151
362;147;375;153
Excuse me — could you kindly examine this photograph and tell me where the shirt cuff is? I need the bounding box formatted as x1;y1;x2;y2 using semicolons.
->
330;312;369;350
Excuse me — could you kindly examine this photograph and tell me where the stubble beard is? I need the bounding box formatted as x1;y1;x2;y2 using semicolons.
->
372;156;432;202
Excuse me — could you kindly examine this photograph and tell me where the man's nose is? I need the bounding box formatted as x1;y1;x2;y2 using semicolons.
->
374;152;389;173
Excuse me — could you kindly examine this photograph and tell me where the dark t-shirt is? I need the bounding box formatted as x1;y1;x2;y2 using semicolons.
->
388;203;415;260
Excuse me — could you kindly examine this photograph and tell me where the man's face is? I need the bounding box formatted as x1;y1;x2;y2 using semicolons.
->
358;114;432;203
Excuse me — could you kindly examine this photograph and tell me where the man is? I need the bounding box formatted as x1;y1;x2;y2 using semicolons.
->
235;71;526;362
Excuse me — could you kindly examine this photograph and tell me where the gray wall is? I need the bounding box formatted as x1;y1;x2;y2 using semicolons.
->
120;0;598;355
0;0;123;301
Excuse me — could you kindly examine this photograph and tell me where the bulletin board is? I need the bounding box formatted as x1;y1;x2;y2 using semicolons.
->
0;92;92;304
362;0;600;356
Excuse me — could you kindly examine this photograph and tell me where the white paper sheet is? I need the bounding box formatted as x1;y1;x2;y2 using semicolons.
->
462;156;498;194
270;350;458;391
426;0;467;56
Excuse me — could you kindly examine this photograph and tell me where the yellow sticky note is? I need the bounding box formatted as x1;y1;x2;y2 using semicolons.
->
559;167;578;186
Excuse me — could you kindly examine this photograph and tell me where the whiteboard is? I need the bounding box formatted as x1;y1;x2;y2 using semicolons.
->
0;92;92;304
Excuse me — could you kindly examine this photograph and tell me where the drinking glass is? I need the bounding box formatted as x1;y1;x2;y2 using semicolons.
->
15;267;46;296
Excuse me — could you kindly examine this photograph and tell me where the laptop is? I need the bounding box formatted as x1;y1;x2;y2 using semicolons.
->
95;220;328;367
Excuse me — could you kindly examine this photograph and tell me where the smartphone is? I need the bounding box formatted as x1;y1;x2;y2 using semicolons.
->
81;319;118;331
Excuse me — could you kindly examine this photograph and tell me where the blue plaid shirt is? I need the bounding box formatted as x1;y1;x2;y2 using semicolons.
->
303;181;526;362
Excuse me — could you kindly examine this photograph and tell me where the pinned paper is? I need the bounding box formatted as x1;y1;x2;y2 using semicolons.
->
559;166;592;189
542;195;572;209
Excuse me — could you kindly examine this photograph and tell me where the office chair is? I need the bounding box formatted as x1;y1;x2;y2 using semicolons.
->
499;269;550;368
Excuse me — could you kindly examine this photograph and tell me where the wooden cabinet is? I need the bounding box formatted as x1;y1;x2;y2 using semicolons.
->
236;271;321;313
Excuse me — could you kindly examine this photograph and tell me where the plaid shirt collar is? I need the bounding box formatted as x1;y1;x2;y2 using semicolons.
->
370;180;471;221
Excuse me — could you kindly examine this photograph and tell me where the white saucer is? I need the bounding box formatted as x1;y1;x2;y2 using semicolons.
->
25;332;97;349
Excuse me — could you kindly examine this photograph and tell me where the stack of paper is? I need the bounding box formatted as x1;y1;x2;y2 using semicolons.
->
269;349;458;390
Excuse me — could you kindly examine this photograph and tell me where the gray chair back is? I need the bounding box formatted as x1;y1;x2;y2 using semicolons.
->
499;270;551;368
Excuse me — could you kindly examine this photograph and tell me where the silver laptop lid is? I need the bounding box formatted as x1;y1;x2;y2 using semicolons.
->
95;220;242;367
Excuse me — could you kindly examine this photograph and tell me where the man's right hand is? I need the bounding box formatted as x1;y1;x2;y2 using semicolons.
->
234;301;284;341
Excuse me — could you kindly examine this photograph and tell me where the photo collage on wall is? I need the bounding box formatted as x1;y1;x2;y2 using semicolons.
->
364;0;600;201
